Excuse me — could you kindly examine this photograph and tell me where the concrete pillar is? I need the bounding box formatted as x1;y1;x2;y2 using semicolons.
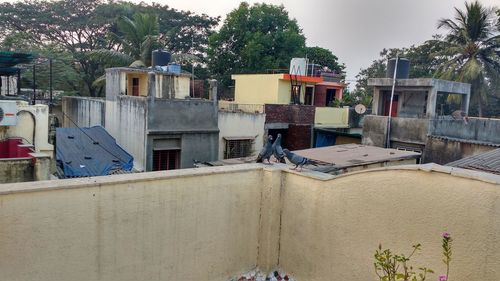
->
257;166;283;271
426;88;438;119
33;156;50;181
462;93;471;115
372;88;381;115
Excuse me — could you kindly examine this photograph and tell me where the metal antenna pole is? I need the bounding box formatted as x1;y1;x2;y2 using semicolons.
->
32;64;36;105
385;54;399;148
49;58;53;112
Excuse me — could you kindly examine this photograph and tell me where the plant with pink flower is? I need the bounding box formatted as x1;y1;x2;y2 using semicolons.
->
440;232;452;281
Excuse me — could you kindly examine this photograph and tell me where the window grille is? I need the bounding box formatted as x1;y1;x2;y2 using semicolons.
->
153;149;180;171
224;139;253;159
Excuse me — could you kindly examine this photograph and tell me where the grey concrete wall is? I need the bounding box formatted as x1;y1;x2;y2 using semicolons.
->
363;115;430;147
398;91;427;118
147;99;218;133
105;96;148;171
146;99;219;169
0;158;34;183
62;96;105;128
430;117;500;144
423;137;496;164
362;115;388;147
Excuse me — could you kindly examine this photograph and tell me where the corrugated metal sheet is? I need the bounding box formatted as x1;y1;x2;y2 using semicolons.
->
428;135;500;147
447;148;500;175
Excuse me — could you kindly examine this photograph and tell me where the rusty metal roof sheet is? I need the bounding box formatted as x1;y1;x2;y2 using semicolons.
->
292;144;421;168
446;148;500;175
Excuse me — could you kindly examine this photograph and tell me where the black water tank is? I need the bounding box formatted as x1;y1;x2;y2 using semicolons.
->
152;50;171;67
386;58;410;79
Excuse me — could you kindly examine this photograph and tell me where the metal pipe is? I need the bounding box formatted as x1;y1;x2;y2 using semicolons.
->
49;58;53;112
385;55;399;148
17;68;21;96
32;64;36;105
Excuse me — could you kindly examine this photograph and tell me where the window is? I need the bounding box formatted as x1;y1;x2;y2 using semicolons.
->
132;78;139;96
153;149;180;171
224;139;254;159
291;85;301;104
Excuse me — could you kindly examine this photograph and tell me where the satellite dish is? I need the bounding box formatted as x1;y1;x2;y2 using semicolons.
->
355;104;367;114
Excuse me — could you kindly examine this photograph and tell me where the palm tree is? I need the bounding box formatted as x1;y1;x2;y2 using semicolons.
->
91;13;162;68
434;1;500;117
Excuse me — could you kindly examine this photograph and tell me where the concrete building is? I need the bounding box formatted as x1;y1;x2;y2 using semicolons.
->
1;163;499;281
228;70;351;151
368;78;471;118
63;67;219;172
217;109;266;160
232;73;345;106
361;77;500;164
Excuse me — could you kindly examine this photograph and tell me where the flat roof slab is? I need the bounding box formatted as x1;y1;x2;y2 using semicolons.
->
368;78;471;95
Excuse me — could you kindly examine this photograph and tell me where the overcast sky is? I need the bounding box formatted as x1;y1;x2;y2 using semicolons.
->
131;0;498;85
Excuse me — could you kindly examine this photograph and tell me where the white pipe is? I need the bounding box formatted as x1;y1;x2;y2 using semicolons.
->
386;55;399;148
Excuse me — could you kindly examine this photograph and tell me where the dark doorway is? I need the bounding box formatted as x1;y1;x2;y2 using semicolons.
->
326;89;336;106
132;78;139;96
384;95;399;117
304;87;313;105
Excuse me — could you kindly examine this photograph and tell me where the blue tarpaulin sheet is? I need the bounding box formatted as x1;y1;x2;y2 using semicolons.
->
56;126;133;177
315;131;336;147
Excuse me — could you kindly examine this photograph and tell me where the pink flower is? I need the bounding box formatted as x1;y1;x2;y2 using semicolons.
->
442;232;451;239
438;275;447;281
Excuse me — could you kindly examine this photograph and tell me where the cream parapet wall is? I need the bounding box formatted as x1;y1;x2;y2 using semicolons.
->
0;164;499;281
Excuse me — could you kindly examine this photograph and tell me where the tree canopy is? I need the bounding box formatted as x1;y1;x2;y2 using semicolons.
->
305;46;345;74
433;1;500;116
208;2;307;90
0;0;219;97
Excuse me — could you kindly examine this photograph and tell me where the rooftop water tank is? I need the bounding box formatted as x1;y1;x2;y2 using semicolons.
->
152;50;171;67
386;58;410;79
289;58;307;76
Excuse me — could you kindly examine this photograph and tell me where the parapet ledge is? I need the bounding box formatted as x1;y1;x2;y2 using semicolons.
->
332;163;500;185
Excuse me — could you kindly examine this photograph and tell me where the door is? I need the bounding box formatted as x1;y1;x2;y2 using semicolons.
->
304;87;313;105
384;95;399;117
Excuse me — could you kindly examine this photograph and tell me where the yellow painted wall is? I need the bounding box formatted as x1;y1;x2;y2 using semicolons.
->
233;74;281;104
0;166;264;281
279;167;500;281
1;164;499;281
314;107;350;127
126;73;148;96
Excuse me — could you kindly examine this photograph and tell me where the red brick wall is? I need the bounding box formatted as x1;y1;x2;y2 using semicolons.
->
264;104;314;124
286;124;312;150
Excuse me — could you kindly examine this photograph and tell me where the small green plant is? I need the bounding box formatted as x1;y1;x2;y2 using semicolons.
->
374;233;453;281
374;243;433;281
439;232;452;281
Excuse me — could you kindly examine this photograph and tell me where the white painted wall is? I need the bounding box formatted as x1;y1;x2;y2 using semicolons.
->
6;102;53;155
105;97;147;171
218;111;266;160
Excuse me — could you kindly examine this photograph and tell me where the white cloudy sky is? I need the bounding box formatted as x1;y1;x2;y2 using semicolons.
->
134;0;498;84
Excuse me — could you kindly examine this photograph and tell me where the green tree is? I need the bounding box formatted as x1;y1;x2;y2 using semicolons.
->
305;46;345;74
91;14;162;68
208;2;306;91
353;39;447;107
0;0;219;97
433;1;500;116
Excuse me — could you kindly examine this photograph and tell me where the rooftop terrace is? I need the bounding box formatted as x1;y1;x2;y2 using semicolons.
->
1;164;499;281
